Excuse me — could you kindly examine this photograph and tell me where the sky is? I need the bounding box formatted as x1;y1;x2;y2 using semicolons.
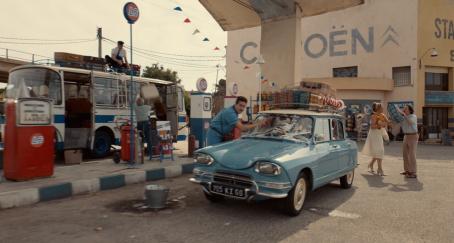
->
0;0;227;91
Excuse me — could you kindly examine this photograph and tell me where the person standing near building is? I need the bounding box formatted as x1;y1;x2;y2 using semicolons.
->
206;96;262;146
135;98;151;152
363;103;388;176
105;41;129;71
396;105;418;178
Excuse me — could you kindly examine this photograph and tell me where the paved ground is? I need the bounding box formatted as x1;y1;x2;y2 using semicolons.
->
0;142;453;243
0;141;192;193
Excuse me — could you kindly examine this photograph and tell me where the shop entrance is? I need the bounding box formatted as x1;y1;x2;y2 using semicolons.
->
423;107;448;139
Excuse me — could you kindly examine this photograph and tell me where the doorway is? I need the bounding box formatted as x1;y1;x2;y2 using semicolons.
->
423;107;448;139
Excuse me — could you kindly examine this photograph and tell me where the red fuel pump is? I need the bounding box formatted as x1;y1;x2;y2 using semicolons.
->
3;98;55;181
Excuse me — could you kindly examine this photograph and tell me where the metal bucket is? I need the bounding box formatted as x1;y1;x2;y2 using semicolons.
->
144;185;170;209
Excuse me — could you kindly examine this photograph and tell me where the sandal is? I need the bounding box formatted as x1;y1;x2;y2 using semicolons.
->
405;173;417;178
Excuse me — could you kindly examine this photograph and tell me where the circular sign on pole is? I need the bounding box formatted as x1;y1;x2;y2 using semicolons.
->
196;78;208;92
123;2;140;24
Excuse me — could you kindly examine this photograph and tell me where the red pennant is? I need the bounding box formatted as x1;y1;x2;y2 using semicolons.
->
243;65;250;70
184;18;191;23
214;47;220;51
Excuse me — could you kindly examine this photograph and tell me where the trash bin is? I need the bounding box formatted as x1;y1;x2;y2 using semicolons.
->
144;184;169;209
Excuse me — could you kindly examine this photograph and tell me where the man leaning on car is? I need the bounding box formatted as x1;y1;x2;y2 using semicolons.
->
206;96;262;146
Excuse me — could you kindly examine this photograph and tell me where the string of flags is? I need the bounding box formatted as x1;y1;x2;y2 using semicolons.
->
173;5;221;52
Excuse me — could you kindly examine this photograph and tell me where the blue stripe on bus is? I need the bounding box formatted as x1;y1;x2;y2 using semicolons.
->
95;115;116;123
178;116;186;123
54;115;65;124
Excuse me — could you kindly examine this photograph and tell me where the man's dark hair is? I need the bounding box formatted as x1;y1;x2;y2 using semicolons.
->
118;41;124;45
406;105;414;114
235;96;248;104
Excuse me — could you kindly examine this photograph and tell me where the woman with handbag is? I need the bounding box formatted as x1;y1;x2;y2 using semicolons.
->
362;102;389;176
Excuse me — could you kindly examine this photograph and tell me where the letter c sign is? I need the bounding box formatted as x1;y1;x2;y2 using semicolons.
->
240;42;258;64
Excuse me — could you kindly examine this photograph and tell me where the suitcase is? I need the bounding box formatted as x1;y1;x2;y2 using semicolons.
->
83;56;106;64
54;52;84;63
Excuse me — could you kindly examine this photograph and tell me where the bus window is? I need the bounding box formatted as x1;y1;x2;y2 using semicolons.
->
118;79;127;107
7;68;62;105
177;86;184;113
94;77;118;106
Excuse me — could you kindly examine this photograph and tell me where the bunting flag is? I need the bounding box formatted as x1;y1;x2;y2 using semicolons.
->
243;65;250;70
184;18;191;23
202;37;210;41
214;47;220;51
192;29;200;35
261;76;268;84
174;6;183;11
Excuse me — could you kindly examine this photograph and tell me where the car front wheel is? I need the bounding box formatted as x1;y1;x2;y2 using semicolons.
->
283;173;309;216
340;170;355;189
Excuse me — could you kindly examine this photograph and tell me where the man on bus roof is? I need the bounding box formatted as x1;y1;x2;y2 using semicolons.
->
105;41;129;71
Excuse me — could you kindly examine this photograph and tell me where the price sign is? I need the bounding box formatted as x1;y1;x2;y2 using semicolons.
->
123;2;140;24
18;99;52;125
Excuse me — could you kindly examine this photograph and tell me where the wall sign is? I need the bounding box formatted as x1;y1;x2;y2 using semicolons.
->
31;134;45;148
303;25;399;58
18;99;52;125
240;42;258;64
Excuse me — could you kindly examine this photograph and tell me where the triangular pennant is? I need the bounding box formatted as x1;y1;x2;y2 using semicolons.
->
192;29;200;35
184;18;191;23
174;6;183;11
202;37;209;41
214;47;220;51
243;65;250;70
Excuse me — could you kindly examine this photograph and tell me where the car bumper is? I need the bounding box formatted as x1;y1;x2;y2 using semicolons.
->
190;169;291;199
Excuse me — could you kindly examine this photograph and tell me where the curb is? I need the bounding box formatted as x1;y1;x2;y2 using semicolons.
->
0;163;195;210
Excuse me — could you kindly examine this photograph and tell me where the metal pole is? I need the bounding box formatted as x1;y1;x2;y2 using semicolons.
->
129;23;135;165
32;54;35;64
258;65;262;112
97;27;103;58
5;49;8;59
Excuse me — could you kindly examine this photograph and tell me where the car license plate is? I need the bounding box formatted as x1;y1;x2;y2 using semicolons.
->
210;183;246;199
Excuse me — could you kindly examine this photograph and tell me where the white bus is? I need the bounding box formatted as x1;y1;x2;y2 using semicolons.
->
4;64;187;157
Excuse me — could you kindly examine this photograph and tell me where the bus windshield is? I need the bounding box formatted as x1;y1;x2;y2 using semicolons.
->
6;68;62;105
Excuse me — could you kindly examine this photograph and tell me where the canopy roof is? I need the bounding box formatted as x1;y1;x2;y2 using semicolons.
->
199;0;364;31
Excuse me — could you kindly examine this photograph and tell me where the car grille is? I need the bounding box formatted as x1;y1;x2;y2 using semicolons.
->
213;171;253;188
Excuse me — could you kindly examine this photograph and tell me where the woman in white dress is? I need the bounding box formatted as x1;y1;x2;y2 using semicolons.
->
362;103;388;176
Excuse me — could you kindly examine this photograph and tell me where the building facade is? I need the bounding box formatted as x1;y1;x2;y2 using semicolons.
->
225;0;454;139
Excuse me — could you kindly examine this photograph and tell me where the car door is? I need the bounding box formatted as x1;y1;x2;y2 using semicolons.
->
313;118;338;184
330;118;350;173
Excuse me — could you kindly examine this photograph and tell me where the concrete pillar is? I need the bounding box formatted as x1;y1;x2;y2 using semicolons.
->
260;17;299;91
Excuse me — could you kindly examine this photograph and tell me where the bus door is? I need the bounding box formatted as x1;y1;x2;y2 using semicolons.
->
166;85;178;141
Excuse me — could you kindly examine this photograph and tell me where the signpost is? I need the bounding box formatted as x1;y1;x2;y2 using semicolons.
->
123;2;139;166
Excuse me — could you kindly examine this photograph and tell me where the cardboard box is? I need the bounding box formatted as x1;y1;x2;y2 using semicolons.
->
64;150;83;164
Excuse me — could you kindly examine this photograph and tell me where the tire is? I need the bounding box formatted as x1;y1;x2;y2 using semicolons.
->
282;173;309;216
92;130;112;158
203;191;224;203
340;170;355;189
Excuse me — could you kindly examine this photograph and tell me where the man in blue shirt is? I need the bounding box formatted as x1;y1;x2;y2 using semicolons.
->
397;104;418;178
207;96;258;146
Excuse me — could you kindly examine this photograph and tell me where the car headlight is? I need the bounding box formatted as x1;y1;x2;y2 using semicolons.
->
194;153;214;165
254;161;282;175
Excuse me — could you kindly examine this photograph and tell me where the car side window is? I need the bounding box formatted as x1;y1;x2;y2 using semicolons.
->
314;118;330;142
331;119;345;141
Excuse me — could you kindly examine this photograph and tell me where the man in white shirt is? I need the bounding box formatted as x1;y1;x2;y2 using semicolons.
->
397;104;418;178
105;41;129;70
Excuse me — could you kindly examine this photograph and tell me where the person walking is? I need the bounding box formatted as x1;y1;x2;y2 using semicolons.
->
363;102;388;176
396;105;418;178
206;96;261;146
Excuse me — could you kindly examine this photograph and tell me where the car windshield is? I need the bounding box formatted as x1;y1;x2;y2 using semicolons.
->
6;68;62;105
246;114;313;142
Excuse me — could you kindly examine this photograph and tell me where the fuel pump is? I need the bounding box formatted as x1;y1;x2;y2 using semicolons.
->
4;98;55;180
190;92;212;149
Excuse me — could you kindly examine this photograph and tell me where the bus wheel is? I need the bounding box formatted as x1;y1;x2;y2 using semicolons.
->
92;130;112;158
